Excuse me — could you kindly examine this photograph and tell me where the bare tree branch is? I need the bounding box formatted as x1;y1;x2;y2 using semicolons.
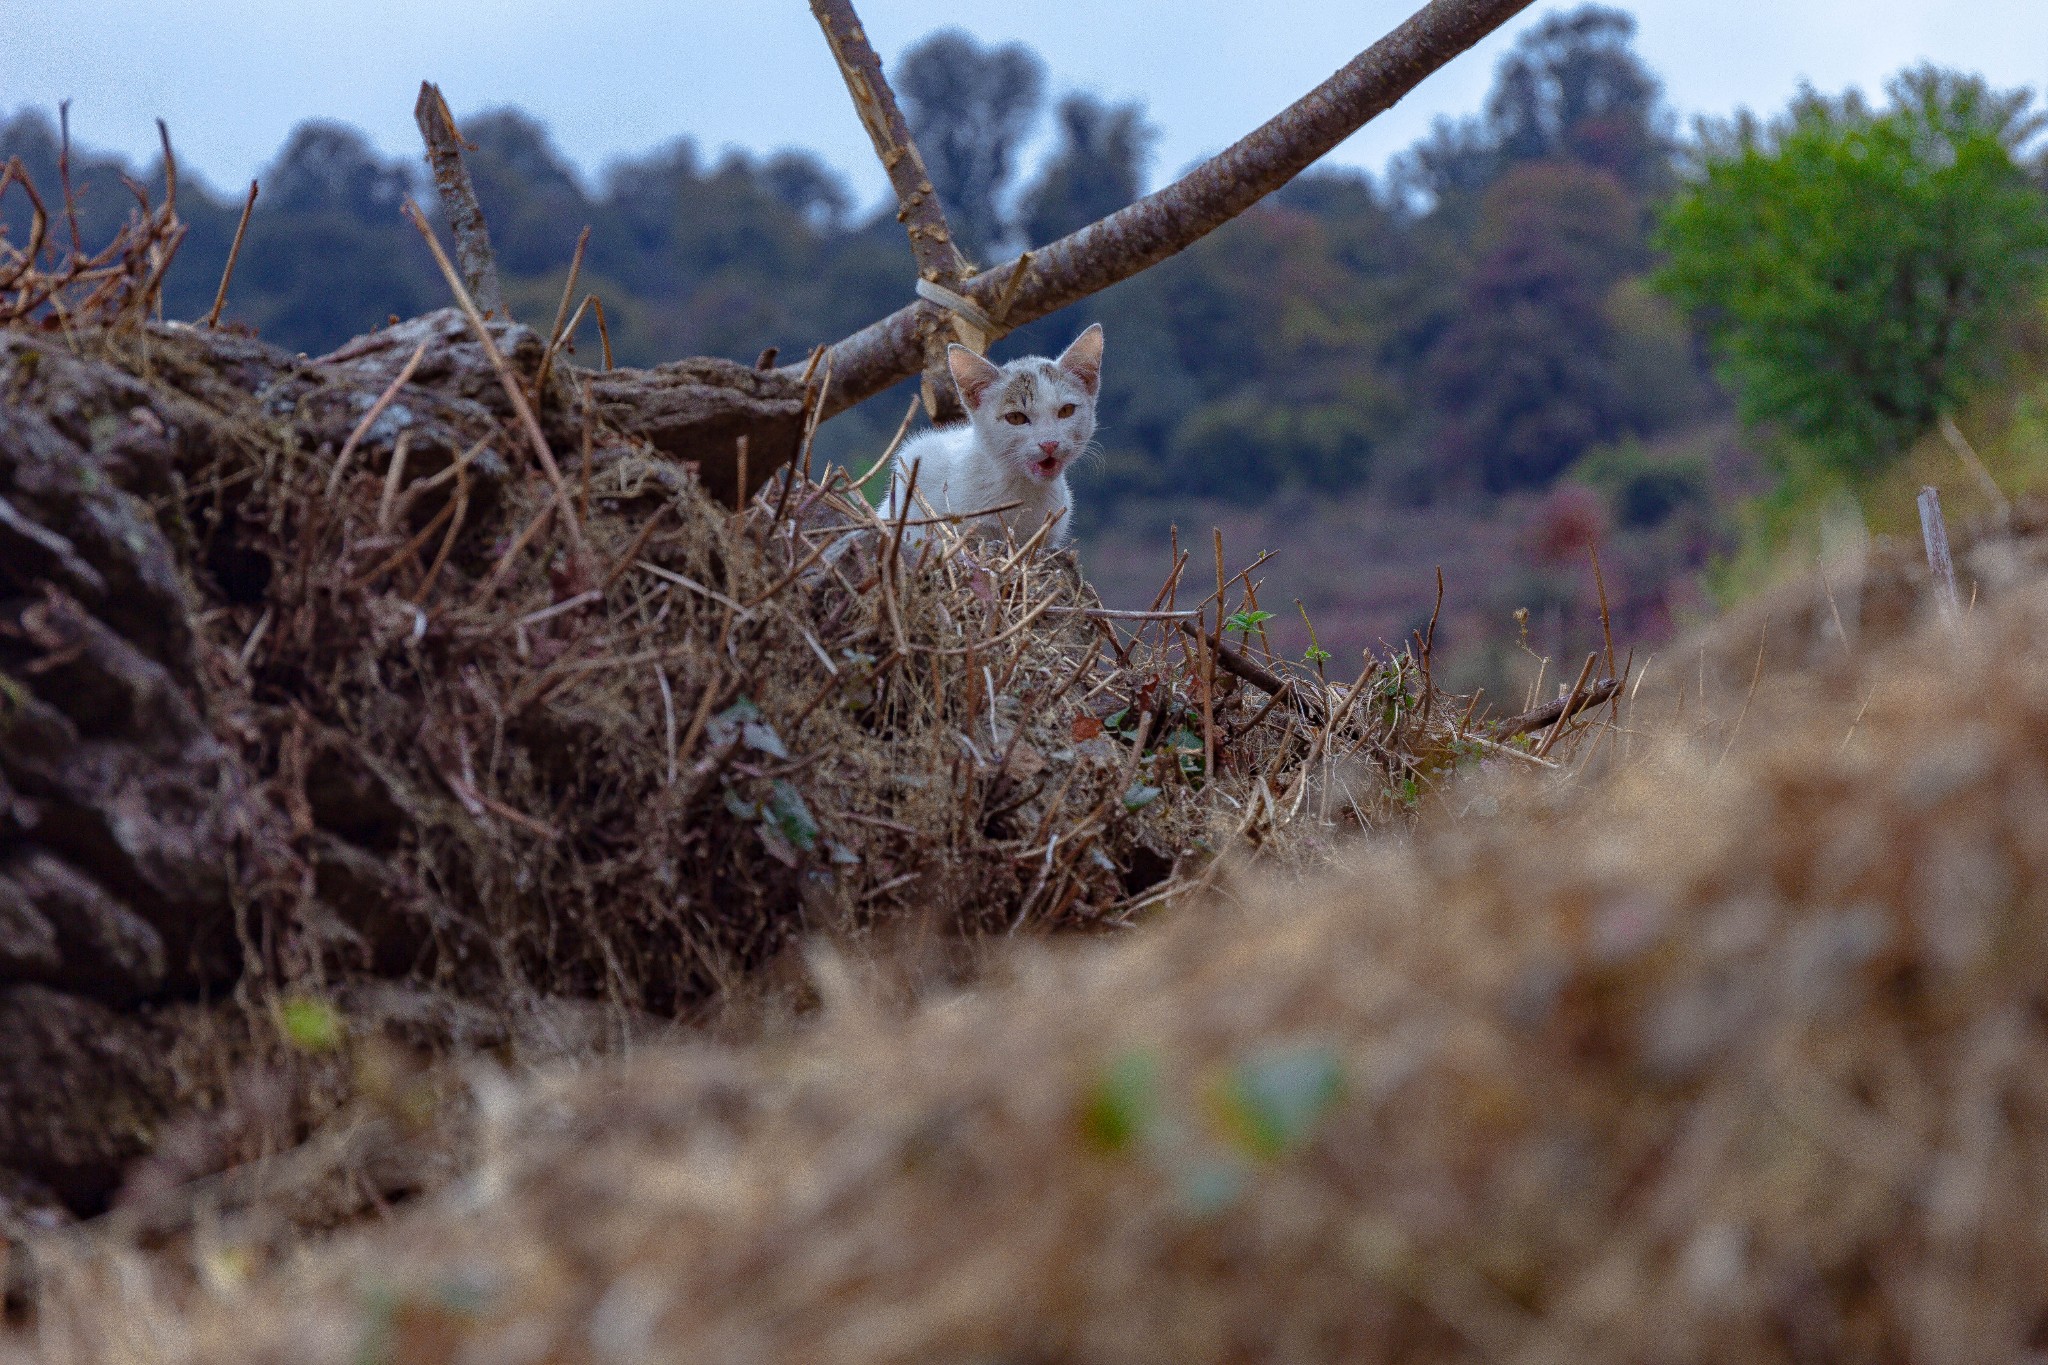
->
808;0;977;421
795;0;1534;421
413;82;504;318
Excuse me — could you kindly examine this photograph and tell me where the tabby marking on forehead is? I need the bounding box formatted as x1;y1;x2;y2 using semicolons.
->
1000;371;1036;406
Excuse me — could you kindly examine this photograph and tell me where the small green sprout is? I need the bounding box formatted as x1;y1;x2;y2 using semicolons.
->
1214;1044;1344;1160
277;995;346;1053
1224;608;1273;637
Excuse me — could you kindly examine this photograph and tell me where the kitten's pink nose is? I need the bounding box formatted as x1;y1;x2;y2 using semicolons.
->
1039;441;1060;456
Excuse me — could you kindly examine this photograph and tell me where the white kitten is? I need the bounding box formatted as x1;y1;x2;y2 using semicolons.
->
884;324;1103;550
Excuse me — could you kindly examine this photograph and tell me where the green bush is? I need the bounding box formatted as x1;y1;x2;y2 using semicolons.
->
1656;68;2048;480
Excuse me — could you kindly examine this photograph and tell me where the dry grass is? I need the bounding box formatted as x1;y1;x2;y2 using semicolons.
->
12;479;2048;1361
0;121;185;330
0;143;1597;1289
170;312;1513;1017
1;145;1648;1350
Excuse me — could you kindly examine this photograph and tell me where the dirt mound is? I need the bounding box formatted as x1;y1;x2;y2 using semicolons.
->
16;548;2046;1363
1;154;1605;1325
1640;491;2048;723
1;281;1511;1234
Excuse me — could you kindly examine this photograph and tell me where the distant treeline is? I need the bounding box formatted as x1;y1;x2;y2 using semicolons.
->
3;9;1734;529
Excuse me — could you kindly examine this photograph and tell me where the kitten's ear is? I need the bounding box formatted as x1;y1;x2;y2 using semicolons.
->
947;345;1002;412
1056;323;1104;396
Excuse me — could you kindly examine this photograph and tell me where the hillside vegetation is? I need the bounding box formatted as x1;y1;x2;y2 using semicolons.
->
1;9;1744;687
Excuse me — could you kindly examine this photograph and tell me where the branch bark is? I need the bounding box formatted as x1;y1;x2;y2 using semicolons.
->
1492;678;1619;740
794;0;1535;420
1177;619;1323;722
413;82;504;318
808;0;976;421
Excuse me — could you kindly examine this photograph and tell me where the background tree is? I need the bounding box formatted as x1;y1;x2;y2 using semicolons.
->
1425;161;1643;493
1019;95;1155;246
236;122;440;347
1485;5;1671;196
893;29;1045;262
1655;68;2048;479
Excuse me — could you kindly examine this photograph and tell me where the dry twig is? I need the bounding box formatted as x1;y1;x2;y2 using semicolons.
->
413;82;503;316
202;178;258;328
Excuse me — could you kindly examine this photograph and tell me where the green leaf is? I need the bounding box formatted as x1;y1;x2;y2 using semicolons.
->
1217;1044;1344;1159
1303;645;1331;664
1224;609;1274;634
767;780;819;852
1081;1050;1161;1153
1122;782;1163;812
278;995;345;1053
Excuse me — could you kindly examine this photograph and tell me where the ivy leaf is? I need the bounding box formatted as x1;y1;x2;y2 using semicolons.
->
706;698;761;747
756;821;800;867
742;720;789;759
1122;783;1163;812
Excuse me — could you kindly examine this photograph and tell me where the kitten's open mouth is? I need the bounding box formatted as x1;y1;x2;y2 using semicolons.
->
1031;455;1062;478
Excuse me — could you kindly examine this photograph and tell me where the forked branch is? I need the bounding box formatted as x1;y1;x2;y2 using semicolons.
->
809;0;968;290
809;0;979;420
796;0;1535;420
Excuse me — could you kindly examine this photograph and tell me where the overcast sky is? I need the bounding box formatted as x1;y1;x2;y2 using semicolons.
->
7;1;2043;204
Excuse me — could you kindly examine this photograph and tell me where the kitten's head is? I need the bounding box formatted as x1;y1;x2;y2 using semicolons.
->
947;324;1103;484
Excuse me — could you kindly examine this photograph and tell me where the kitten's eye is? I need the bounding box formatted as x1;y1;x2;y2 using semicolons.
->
1058;404;1076;418
1002;412;1029;426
